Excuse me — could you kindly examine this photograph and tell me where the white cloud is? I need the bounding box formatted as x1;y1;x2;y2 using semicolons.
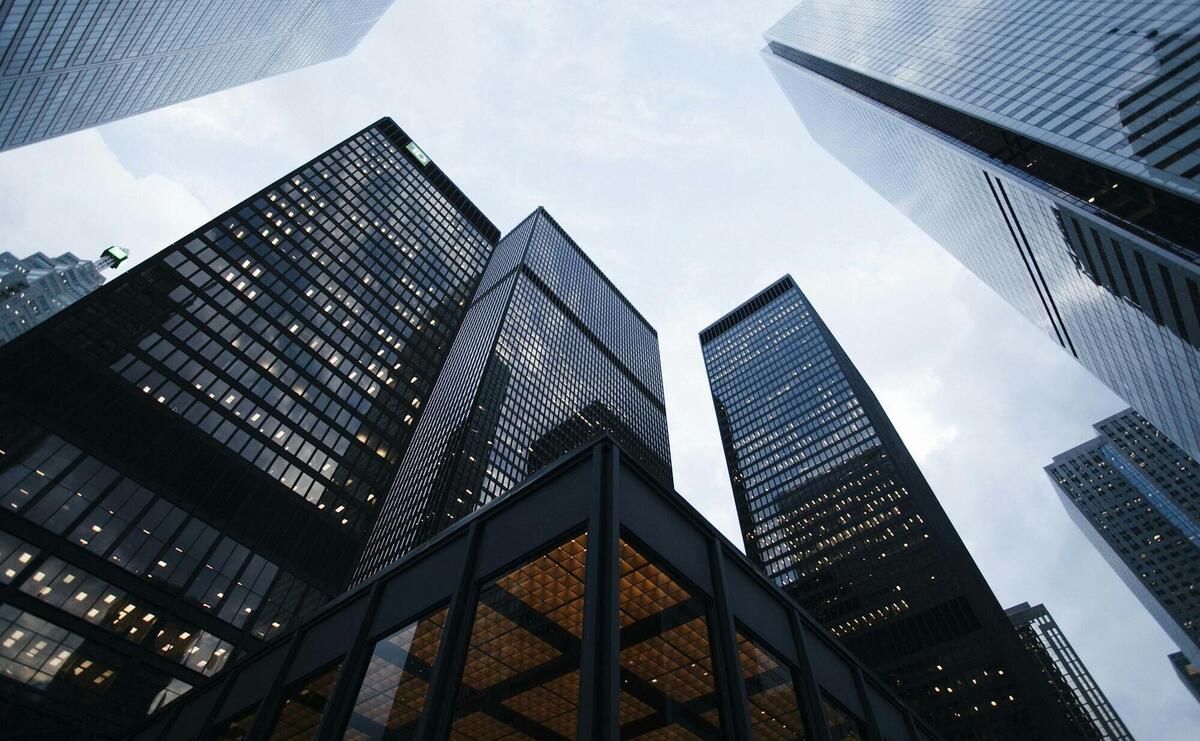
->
0;130;207;269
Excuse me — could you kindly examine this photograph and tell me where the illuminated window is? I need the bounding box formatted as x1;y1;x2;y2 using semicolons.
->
736;630;808;738
449;533;588;737
822;694;865;741
618;537;721;738
342;606;449;739
268;663;343;740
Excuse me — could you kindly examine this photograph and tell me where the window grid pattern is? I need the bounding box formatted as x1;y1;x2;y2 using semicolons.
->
355;211;670;580
0;428;318;642
764;41;1200;468
0;0;395;150
0;119;495;735
1006;602;1133;740
1049;408;1200;664
449;534;588;738
702;277;1044;736
767;1;1200;199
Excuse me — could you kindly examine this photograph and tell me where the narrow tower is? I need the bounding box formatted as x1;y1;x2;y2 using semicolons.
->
701;275;1077;739
354;208;672;582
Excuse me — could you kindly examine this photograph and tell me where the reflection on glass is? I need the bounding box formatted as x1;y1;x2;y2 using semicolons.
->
449;533;588;738
0;604;116;700
215;705;257;741
736;631;807;739
343;606;449;739
269;663;342;740
823;694;865;741
618;538;721;738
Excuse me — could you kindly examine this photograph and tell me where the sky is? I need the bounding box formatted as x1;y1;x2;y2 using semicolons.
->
0;1;1194;737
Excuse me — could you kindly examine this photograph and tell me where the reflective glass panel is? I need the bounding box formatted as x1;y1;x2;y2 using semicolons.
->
215;705;258;741
823;694;865;741
449;533;588;738
343;606;449;739
269;663;343;740
618;538;721;738
735;631;807;739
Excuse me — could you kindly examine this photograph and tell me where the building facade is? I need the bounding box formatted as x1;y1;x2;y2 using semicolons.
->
1004;602;1132;740
701;276;1076;739
131;437;942;741
1047;408;1200;668
354;208;672;582
0;117;497;737
0;0;394;151
763;1;1200;463
0;245;126;345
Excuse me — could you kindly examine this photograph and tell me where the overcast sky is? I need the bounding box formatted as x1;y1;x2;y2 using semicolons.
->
0;1;1194;737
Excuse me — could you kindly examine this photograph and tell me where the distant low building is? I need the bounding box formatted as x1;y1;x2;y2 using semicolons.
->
0;246;127;346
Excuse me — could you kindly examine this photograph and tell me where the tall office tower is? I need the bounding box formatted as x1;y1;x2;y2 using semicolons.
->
0;0;395;151
701;275;1077;739
763;1;1200;463
1004;602;1132;740
1047;408;1200;672
0;118;497;737
354;207;672;582
1169;651;1200;704
0;245;127;345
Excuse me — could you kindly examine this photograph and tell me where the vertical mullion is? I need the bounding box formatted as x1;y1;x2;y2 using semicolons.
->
851;665;884;741
577;440;619;739
243;627;305;740
787;611;835;741
707;538;753;741
414;519;483;739
313;577;384;741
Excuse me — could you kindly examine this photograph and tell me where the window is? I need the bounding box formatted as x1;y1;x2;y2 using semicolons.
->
342;606;448;739
449;533;588;737
823;694;866;741
736;630;808;738
268;663;343;740
618;537;721;738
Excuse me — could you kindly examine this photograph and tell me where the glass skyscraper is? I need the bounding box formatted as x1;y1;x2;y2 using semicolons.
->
0;0;395;151
1047;409;1200;678
1004;602;1132;740
0;117;497;736
701;275;1077;739
0;245;127;346
763;1;1200;463
354;207;672;583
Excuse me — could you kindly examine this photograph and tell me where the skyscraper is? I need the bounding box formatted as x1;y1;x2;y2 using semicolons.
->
763;1;1200;463
0;117;497;736
701;275;1076;739
0;245;127;345
354;207;672;583
1004;602;1132;740
1047;409;1200;673
0;0;395;151
131;437;941;741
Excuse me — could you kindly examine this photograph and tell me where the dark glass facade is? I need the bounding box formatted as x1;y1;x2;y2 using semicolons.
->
1047;408;1200;669
130;437;941;741
0;0;395;150
764;1;1200;465
0;117;497;737
701;276;1077;739
1004;602;1132;740
354;208;672;582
